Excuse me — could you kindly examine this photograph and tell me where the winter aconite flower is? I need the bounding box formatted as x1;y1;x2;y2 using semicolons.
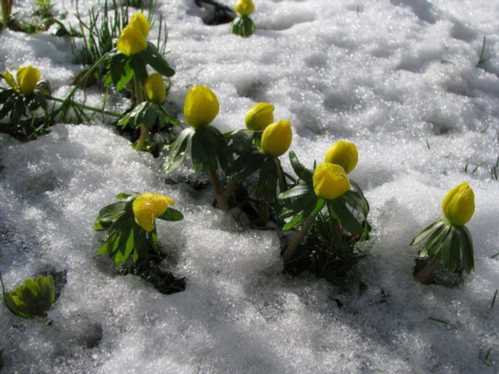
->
183;85;220;128
245;102;274;131
441;182;475;226
128;12;150;38
4;65;42;95
144;73;167;104
313;162;350;200
132;193;175;232
117;14;151;56
261;120;292;157
324;139;358;174
234;0;255;16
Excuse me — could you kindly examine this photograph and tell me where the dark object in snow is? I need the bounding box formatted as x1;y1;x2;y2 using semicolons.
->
194;0;236;25
414;257;463;287
74;319;103;349
124;255;186;295
281;231;366;287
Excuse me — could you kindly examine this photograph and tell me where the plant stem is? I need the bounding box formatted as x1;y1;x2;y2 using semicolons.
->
45;95;121;117
283;213;316;263
274;157;287;192
133;77;149;151
208;168;228;211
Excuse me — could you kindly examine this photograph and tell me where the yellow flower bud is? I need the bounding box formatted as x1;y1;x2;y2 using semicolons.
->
144;73;167;104
245;102;274;131
313;162;350;200
261;120;292;157
132;193;175;232
183;85;220;128
441;182;475;226
129;12;150;37
324;139;359;174
117;25;148;56
16;65;41;95
235;0;255;16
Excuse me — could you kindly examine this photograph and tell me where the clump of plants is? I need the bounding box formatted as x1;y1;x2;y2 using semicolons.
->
0;65;52;140
1;273;56;319
165;85;230;210
94;192;185;294
72;0;164;84
224;102;294;225
0;64;123;140
0;0;66;34
278;140;371;284
411;182;476;286
232;0;255;37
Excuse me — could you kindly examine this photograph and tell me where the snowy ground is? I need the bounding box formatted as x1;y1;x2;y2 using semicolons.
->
1;0;499;373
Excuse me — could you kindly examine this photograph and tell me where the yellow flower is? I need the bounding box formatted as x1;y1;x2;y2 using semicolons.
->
183;85;220;129
324;139;359;174
117;25;148;56
313;162;350;200
245;102;274;131
441;182;475;226
261;120;292;157
144;73;167;104
132;193;175;232
129;12;150;37
16;65;41;95
234;0;255;16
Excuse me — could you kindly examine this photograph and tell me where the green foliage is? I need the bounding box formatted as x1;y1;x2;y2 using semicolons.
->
0;78;53;140
411;219;475;274
73;0;136;66
278;151;371;279
164;126;228;174
72;0;169;88
117;100;179;151
34;0;53;19
94;192;183;269
104;43;175;94
232;15;255;38
1;274;56;319
280;151;370;236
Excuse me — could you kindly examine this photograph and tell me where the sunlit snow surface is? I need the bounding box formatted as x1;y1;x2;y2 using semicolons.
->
1;0;499;373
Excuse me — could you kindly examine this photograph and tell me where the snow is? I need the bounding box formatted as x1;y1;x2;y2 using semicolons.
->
1;0;499;373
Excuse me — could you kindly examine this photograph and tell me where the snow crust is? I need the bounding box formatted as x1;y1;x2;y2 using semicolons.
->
1;0;499;373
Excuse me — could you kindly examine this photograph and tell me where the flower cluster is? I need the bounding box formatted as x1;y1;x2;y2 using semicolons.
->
0;1;483;326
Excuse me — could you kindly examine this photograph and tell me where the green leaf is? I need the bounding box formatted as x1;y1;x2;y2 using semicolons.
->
343;189;369;218
116;192;134;201
232;15;256;38
191;126;227;172
0;71;17;90
158;207;184;222
3;275;56;319
163;127;194;173
116;62;134;91
459;226;475;273
410;220;445;247
94;201;128;230
279;183;310;200
329;199;364;236
289;151;313;184
282;211;305;231
144;43;175;77
425;223;452;258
